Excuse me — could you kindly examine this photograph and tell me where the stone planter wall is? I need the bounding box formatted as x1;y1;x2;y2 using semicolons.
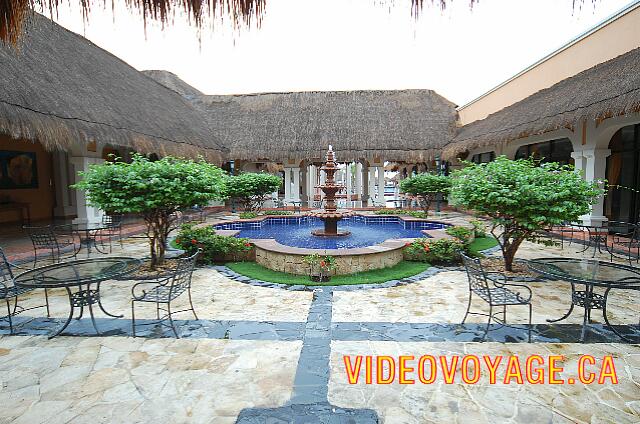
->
253;240;406;275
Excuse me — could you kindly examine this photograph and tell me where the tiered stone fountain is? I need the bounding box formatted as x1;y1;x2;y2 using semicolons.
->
308;145;353;237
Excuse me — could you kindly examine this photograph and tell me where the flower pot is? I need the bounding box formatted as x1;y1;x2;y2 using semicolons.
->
310;274;331;283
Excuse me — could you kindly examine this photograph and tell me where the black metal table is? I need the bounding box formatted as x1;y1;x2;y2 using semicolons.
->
572;224;613;258
60;223;110;257
14;257;141;338
528;258;640;342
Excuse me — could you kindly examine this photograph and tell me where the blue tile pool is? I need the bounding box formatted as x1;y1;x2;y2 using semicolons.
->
214;216;447;249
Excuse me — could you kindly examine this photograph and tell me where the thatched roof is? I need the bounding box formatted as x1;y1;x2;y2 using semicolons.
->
189;89;458;163
0;14;225;163
443;47;640;160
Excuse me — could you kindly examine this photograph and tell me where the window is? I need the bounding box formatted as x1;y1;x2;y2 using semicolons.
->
514;138;573;165
470;151;495;164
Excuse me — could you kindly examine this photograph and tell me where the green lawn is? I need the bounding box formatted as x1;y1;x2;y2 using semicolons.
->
467;236;499;256
225;260;430;286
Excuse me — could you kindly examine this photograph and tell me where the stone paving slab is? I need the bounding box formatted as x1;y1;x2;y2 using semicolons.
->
328;341;640;424
0;336;302;424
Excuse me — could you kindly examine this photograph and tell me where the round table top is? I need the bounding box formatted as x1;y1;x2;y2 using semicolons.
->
15;257;141;288
528;258;640;289
66;223;110;231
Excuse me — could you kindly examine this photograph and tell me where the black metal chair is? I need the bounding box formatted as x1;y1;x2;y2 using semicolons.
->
553;222;581;249
131;250;200;338
608;221;639;264
181;206;206;224
101;214;124;252
0;247;50;333
23;225;79;267
460;253;533;342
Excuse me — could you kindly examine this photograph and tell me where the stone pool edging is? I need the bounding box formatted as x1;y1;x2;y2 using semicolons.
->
209;264;447;291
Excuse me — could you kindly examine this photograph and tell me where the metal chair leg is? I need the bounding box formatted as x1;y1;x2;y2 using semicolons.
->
528;303;533;343
5;298;13;335
483;305;492;341
461;291;472;324
44;288;50;317
167;303;179;338
131;301;136;337
188;288;199;320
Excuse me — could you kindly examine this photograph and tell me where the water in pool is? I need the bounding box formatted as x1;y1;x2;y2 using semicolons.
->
215;216;446;249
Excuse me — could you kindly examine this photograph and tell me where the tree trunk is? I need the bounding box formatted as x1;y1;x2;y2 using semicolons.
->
421;194;432;216
146;211;171;269
502;236;525;272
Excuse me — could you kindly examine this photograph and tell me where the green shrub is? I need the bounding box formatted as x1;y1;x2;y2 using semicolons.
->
404;210;428;219
373;209;427;219
175;225;253;264
225;173;282;212
263;210;293;216
374;209;401;215
400;173;451;216
239;212;258;219
404;238;465;265
445;226;473;244
470;219;487;238
450;156;603;271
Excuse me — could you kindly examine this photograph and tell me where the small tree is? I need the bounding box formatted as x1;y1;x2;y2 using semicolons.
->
73;155;227;268
225;172;282;212
449;156;603;271
400;173;451;216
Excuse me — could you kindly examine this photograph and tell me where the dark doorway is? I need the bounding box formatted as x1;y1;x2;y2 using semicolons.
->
605;124;640;224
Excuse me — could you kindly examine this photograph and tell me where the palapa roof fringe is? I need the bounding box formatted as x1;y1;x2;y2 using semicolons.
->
0;13;225;164
443;48;640;160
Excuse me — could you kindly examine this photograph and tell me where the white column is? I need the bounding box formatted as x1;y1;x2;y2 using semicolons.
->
301;166;308;206
580;149;610;226
376;166;385;204
361;163;369;207
308;165;316;204
345;163;352;208
354;162;363;207
291;167;301;202
69;156;105;224
284;168;292;202
368;168;376;204
52;152;76;218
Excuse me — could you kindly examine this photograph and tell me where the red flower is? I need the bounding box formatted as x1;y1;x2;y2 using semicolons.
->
176;239;181;244
404;242;412;247
320;260;326;267
191;239;198;245
423;245;430;252
244;242;252;247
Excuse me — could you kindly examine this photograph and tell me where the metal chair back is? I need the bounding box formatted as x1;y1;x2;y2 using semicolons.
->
102;214;123;228
0;247;15;283
24;225;58;249
461;253;492;302
168;250;200;298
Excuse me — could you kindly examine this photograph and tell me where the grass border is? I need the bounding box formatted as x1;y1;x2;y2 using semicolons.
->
224;261;430;286
467;236;499;256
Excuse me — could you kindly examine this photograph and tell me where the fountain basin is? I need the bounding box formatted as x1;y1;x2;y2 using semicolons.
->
214;215;450;275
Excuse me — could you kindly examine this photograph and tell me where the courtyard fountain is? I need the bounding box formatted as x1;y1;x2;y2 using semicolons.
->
307;145;353;237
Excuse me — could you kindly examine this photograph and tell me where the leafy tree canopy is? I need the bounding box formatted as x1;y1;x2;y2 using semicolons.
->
399;173;451;215
225;172;282;212
449;156;603;270
73;154;227;266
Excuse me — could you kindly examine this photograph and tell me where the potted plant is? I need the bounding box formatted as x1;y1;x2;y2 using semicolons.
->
303;254;337;282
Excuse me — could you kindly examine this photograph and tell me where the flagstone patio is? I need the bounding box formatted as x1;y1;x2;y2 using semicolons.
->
0;218;638;423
